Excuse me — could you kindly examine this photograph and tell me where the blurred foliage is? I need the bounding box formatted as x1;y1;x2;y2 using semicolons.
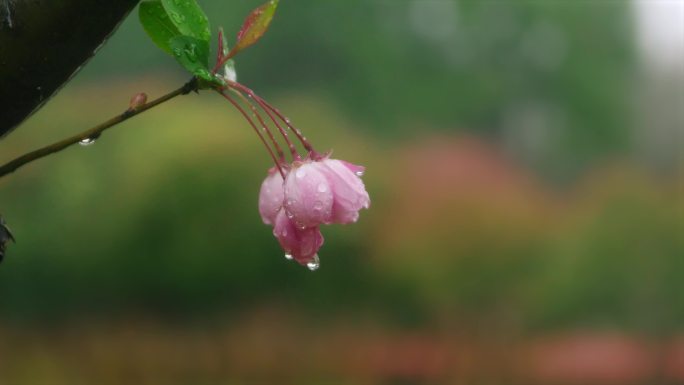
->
0;83;680;336
80;0;636;175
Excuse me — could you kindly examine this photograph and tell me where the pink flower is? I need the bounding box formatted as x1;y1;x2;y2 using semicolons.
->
283;162;334;228
258;167;324;268
284;157;370;227
258;167;285;225
273;209;323;267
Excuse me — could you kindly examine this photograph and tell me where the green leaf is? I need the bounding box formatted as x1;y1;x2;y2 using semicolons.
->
161;0;211;42
139;1;182;55
170;35;210;73
233;0;279;55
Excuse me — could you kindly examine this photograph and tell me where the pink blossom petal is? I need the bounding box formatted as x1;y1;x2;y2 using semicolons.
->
258;167;285;225
339;160;365;177
284;162;334;228
318;158;370;224
273;209;324;265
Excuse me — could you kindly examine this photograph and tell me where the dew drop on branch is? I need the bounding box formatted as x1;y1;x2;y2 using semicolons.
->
79;138;96;146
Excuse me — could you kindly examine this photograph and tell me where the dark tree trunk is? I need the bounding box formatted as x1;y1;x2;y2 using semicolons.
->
0;0;139;138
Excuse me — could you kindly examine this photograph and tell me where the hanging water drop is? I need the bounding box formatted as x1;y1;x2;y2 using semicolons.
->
284;253;293;260
79;137;96;146
306;254;320;271
355;170;365;177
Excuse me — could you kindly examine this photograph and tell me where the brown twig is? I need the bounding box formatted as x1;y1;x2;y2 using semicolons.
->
0;78;198;179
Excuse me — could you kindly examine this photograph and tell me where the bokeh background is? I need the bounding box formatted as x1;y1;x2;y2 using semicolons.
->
0;0;682;384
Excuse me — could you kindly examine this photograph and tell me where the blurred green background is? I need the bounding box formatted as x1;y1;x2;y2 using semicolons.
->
0;0;682;384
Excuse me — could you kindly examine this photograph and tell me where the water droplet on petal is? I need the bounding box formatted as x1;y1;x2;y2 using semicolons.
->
317;183;328;193
296;168;306;179
79;138;96;146
306;254;320;271
284;253;293;260
355;170;365;177
313;201;323;212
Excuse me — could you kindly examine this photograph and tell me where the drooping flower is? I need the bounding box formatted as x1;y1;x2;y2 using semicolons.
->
317;158;370;224
283;161;334;228
220;66;369;270
258;167;325;268
284;157;370;227
272;209;323;268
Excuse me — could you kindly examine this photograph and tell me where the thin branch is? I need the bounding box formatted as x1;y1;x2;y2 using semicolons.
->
0;78;198;179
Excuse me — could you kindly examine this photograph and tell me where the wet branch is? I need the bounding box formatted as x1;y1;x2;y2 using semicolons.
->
0;78;198;179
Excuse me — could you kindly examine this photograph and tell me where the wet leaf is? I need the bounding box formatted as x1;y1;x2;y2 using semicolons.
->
170;35;210;72
161;0;211;43
232;0;279;56
139;0;182;55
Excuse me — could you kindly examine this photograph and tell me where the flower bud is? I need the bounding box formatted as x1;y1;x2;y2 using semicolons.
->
273;209;324;265
318;158;370;224
284;162;334;228
128;92;148;110
258;167;285;225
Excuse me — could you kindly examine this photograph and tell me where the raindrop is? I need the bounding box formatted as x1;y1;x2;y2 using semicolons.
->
306;254;320;271
170;12;185;24
296;168;306;179
284;253;293;260
184;44;198;62
317;183;328;193
355;170;365;177
313;201;324;211
79;137;96;146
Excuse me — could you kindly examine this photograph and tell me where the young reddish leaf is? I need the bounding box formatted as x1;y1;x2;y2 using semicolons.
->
232;0;279;56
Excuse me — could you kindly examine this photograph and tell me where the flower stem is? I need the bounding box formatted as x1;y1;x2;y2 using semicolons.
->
218;90;285;178
0;78;198;179
227;81;313;153
227;82;300;160
227;88;286;162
